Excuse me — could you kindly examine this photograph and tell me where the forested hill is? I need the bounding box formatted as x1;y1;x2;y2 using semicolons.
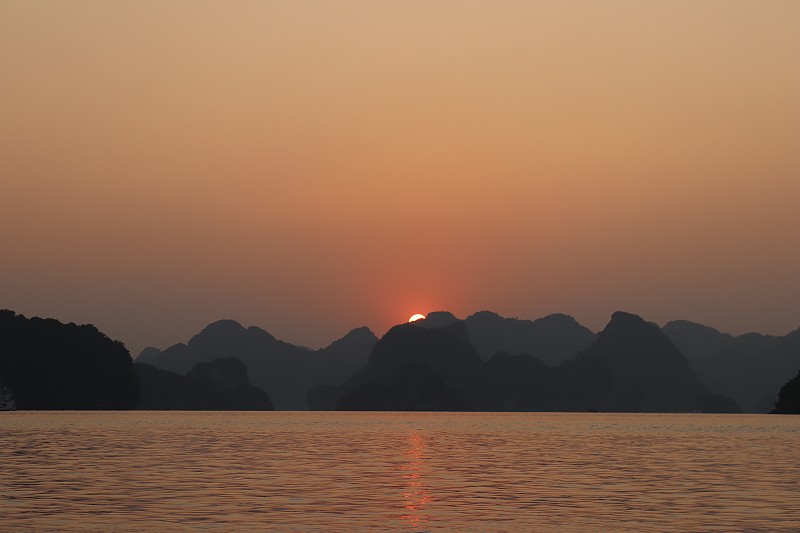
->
0;310;139;409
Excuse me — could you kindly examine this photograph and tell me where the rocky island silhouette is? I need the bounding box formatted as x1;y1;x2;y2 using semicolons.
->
2;308;798;413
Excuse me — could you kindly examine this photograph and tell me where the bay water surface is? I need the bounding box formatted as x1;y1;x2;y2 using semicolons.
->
1;411;798;531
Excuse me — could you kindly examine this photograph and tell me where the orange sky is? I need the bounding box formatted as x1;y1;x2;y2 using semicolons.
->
2;1;799;355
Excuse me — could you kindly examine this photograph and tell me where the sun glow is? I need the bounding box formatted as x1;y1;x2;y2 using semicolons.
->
408;313;426;323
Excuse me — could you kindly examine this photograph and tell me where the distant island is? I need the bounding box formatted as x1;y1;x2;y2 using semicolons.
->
0;310;138;409
0;310;271;411
136;320;375;410
135;357;273;410
319;312;738;413
1;308;798;413
772;369;800;414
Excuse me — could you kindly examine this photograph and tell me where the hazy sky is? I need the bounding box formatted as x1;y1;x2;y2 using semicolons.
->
2;1;799;355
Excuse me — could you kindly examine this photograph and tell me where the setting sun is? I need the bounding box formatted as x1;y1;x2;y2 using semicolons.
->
408;314;426;323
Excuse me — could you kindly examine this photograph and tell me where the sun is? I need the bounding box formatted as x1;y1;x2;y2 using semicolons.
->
408;313;426;323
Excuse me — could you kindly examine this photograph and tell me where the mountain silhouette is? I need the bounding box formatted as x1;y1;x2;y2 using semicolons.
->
318;326;378;369
471;312;738;412
417;311;459;328
771;368;800;414
476;351;550;411
464;311;595;365
337;362;473;411
0;309;138;409
135;357;273;410
322;311;738;413
664;320;800;412
137;320;376;409
335;322;483;410
662;320;734;364
416;310;595;364
563;312;738;412
3;306;760;413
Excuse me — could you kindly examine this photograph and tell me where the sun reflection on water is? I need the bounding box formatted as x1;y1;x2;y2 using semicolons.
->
5;413;799;531
399;432;431;529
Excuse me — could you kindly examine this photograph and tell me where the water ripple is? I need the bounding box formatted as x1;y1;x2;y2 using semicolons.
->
1;411;798;531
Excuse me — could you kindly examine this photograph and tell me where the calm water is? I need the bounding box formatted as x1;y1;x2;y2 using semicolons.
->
1;412;799;532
